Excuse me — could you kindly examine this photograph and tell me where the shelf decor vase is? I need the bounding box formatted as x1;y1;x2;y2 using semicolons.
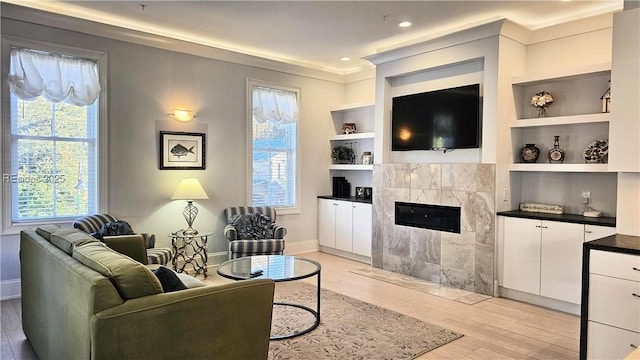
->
520;144;540;163
530;91;554;118
547;136;565;164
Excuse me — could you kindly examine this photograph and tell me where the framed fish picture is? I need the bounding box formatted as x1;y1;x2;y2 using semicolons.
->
159;131;206;170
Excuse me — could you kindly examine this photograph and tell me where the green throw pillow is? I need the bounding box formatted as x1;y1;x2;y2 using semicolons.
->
73;242;163;299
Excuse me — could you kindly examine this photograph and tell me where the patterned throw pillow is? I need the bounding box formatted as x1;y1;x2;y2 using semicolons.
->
231;213;275;240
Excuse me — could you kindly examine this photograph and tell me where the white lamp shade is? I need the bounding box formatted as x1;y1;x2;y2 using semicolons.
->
171;178;209;200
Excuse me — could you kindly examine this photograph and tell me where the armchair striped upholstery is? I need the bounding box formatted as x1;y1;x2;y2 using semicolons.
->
73;214;173;265
223;206;286;259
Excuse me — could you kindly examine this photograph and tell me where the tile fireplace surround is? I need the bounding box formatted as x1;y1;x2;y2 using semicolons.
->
372;163;495;296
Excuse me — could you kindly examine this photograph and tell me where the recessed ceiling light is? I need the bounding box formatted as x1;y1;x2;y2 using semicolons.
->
340;57;351;61
398;21;412;28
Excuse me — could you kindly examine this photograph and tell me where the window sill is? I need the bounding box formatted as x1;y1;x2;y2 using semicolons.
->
2;219;74;236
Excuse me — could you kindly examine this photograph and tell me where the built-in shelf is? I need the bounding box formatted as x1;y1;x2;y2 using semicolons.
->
329;164;374;171
329;102;375;112
330;132;375;141
512;113;610;128
509;163;610;172
512;62;611;85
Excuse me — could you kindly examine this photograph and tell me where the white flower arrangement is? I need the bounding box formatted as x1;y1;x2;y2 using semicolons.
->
530;91;554;117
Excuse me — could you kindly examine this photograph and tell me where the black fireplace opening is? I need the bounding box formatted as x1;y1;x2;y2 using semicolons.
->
395;202;461;234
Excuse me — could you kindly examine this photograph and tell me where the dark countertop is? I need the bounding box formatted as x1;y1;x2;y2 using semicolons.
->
318;195;372;204
584;234;640;256
497;210;616;227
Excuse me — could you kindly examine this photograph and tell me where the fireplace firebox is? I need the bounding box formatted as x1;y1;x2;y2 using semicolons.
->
394;202;461;233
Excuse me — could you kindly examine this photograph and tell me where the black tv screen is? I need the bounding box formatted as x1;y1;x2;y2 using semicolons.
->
391;84;481;151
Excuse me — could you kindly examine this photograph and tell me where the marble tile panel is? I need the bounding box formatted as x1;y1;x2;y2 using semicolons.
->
383;163;411;188
410;163;441;190
372;164;384;189
410;228;441;265
442;190;476;233
410;189;442;205
475;191;495;247
382;253;411;276
410;260;441;284
476;164;496;193
441;231;476;273
475;243;494;276
442;163;477;192
385;224;411;258
382;187;410;218
475;273;494;296
441;267;475;292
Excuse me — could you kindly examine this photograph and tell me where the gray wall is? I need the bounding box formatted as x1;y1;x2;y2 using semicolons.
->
0;14;345;285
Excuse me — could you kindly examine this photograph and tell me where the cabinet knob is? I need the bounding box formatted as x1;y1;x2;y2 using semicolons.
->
585;230;592;234
631;344;638;349
541;226;548;229
632;293;640;298
535;225;541;228
633;267;640;272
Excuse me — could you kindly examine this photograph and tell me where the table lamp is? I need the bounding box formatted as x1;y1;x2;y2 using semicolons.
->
171;178;209;235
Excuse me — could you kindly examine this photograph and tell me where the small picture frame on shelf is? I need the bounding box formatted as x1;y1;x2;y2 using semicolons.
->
363;187;372;200
355;186;365;199
342;122;356;134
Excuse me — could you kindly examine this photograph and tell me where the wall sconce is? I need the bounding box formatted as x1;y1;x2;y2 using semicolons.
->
170;108;196;122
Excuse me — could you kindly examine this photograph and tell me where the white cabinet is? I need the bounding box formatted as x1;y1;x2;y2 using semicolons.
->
352;202;372;257
503;217;542;294
318;198;372;258
584;224;616;242
540;221;584;304
586;250;640;359
501;216;615;305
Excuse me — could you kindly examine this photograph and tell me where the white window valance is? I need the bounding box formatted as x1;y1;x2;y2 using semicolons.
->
9;48;101;106
252;86;298;124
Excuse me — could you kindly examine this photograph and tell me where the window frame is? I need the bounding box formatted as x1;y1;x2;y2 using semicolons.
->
1;36;108;234
246;79;301;215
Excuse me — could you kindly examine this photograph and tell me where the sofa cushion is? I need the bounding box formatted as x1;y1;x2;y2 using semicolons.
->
35;224;62;241
50;228;100;255
73;242;163;299
231;213;274;240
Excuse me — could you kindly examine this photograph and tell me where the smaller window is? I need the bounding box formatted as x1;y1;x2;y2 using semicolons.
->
248;81;300;211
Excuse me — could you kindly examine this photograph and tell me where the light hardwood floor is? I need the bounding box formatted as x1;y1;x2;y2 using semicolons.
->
1;251;580;359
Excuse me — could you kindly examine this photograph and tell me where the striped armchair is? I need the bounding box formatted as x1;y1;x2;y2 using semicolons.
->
223;206;286;259
72;214;173;266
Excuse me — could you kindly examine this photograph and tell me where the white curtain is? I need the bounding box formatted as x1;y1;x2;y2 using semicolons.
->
252;86;298;124
9;48;101;106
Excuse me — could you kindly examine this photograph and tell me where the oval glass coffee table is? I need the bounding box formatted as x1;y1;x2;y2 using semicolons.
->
216;255;321;340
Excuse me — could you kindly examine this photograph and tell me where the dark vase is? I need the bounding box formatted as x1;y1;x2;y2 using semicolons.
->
548;136;565;164
520;144;540;163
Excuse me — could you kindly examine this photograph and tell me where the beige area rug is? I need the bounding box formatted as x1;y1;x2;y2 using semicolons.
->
350;268;492;305
268;282;463;360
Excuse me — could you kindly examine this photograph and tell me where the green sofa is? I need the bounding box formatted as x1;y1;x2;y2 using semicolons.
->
20;227;275;360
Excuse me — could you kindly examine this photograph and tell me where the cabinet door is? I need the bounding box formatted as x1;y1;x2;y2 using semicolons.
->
334;200;353;252
540;221;584;304
503;217;541;294
318;199;336;247
352;202;372;257
584;224;616;242
587;321;640;360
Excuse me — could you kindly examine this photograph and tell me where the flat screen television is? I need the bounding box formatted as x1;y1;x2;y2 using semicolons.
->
391;84;481;151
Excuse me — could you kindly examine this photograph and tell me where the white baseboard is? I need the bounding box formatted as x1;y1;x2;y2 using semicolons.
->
284;239;320;255
499;286;581;315
1;279;21;300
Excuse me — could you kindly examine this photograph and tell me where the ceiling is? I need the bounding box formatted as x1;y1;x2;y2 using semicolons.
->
5;1;624;75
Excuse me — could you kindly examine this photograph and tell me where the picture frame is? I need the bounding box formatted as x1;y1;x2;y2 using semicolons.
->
363;187;373;200
355;186;365;199
159;131;206;170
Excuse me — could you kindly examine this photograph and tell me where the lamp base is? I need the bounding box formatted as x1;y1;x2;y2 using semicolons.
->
183;227;199;235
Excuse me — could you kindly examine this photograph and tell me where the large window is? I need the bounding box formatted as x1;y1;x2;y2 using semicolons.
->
5;45;103;224
248;81;300;211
